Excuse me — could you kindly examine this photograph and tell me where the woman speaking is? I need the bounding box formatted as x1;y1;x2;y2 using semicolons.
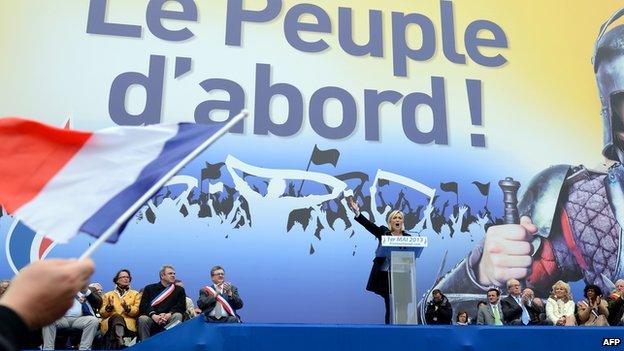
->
348;197;410;324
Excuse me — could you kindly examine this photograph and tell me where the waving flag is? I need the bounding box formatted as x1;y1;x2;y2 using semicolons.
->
0;114;245;244
310;145;340;167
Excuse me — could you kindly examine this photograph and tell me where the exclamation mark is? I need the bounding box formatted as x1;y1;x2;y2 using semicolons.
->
466;79;485;147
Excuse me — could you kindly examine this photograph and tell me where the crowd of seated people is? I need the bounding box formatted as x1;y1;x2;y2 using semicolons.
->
426;278;624;326
6;265;624;349
1;264;244;350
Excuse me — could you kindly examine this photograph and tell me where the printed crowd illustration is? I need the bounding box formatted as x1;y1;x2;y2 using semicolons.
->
135;148;498;256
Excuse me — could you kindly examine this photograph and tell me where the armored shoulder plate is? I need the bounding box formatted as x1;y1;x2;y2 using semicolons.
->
518;165;572;239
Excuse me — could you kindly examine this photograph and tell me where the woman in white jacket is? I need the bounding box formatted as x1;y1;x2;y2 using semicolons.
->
545;280;576;326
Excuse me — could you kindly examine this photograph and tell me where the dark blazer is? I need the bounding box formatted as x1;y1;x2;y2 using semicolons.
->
0;305;29;351
197;284;243;320
354;213;409;297
501;295;523;324
424;294;453;324
85;287;103;315
525;300;546;325
139;283;187;316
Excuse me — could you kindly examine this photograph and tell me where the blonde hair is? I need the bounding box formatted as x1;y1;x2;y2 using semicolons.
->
550;280;572;302
386;210;405;232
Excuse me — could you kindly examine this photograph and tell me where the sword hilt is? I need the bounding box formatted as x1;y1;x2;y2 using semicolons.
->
498;177;520;224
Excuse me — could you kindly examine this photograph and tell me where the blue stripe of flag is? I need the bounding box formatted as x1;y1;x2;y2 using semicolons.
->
79;123;223;242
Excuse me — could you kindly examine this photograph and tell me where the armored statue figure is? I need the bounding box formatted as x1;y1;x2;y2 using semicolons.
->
425;8;624;319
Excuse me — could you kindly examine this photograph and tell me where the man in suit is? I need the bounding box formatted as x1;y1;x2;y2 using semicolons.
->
477;288;504;325
424;289;453;324
137;265;186;341
42;284;102;350
197;266;243;323
521;288;548;325
501;279;530;325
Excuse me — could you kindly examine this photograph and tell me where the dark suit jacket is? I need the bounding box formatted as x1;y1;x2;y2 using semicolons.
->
0;305;29;351
525;300;546;325
139;283;186;316
85;287;103;316
424;294;453;324
501;295;522;324
197;284;243;321
354;214;409;297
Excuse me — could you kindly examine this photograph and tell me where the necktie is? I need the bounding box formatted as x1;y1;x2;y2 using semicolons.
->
78;296;94;316
214;285;225;318
518;297;529;325
492;305;503;325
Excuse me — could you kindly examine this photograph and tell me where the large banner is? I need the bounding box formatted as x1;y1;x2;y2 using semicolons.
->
0;0;620;323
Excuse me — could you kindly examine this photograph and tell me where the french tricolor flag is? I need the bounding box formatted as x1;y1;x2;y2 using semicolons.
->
0;113;245;247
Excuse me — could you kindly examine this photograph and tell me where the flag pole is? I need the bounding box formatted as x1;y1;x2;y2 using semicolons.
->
297;146;315;196
80;110;249;259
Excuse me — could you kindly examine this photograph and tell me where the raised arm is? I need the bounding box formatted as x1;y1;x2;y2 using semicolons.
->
348;197;386;239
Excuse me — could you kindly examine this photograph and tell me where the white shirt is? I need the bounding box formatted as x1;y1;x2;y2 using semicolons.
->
65;290;92;318
208;284;228;319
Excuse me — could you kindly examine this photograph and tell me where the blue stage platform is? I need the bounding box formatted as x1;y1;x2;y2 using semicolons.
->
130;317;624;351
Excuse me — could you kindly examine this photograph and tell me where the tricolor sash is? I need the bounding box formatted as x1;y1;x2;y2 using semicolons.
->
203;285;235;316
151;284;175;307
579;300;599;318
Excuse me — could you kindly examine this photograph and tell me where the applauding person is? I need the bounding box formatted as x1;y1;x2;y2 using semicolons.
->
608;279;624;325
198;266;243;323
577;284;609;326
100;269;141;349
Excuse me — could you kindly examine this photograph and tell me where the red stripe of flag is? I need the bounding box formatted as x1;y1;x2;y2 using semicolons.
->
0;118;92;213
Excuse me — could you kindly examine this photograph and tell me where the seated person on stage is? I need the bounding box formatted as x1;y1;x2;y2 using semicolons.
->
42;284;102;350
424;289;452;325
521;288;547;325
88;283;103;298
0;259;95;351
546;280;576;326
477;288;504;325
174;279;201;320
137;265;186;341
455;311;469;325
577;284;609;326
473;301;486;324
501;279;531;325
99;269;141;349
608;279;624;326
198;266;243;323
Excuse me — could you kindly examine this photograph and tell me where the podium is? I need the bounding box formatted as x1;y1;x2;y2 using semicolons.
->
379;236;427;325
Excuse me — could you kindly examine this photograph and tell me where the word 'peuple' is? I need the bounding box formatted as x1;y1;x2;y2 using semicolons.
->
87;0;508;78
